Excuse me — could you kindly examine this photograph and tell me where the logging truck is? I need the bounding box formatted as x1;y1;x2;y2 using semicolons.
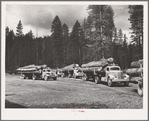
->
62;64;83;78
81;58;129;87
125;60;143;96
17;64;57;81
56;69;64;77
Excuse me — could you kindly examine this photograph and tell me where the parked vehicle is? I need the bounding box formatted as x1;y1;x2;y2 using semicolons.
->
17;64;57;81
125;59;143;96
56;69;64;77
62;64;80;78
82;58;129;87
73;67;83;79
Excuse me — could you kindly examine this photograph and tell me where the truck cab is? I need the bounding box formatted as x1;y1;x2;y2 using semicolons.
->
42;69;57;81
42;69;50;80
96;66;129;87
56;69;64;77
73;67;83;78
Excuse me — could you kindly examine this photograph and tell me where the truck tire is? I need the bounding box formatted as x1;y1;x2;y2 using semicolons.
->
53;77;57;80
73;74;77;79
68;74;71;78
44;76;48;81
82;73;88;81
124;81;129;86
137;82;143;96
32;74;36;80
23;75;26;79
107;77;113;87
94;76;99;84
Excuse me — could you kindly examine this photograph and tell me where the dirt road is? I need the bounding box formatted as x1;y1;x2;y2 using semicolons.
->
5;73;143;108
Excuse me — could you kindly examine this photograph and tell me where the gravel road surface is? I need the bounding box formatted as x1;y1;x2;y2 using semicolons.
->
5;73;143;109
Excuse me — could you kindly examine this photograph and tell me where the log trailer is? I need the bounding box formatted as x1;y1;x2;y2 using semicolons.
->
62;64;83;78
125;60;143;96
56;69;64;77
17;64;57;81
81;58;129;87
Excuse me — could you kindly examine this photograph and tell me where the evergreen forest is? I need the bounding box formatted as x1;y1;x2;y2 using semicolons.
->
5;5;143;73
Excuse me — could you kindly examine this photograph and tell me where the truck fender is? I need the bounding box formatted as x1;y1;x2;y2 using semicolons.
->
123;73;129;79
44;74;49;78
93;68;96;75
108;74;115;80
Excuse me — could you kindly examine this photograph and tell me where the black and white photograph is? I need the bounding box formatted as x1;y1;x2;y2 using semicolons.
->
1;1;148;120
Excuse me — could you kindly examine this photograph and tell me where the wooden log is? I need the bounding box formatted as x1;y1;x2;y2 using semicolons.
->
125;68;143;76
131;60;143;68
17;64;47;73
82;58;114;68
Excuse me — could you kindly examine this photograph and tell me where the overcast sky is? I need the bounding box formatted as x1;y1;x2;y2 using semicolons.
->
6;4;131;40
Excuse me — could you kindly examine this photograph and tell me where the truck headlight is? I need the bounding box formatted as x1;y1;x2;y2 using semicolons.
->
123;74;129;79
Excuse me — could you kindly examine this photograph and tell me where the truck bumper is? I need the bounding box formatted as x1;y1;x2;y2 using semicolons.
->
75;73;83;77
112;78;129;82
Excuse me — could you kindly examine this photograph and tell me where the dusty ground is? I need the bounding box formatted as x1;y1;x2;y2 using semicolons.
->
5;73;143;109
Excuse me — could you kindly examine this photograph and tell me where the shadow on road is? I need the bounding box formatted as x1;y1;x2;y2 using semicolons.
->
87;80;133;87
5;100;27;108
38;102;109;109
131;89;138;93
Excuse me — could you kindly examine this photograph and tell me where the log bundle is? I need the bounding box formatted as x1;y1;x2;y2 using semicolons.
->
130;59;143;68
125;68;143;76
17;64;47;73
81;58;114;68
81;58;114;73
125;59;143;76
62;64;80;72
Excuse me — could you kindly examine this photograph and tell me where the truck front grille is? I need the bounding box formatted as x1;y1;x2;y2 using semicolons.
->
117;72;123;79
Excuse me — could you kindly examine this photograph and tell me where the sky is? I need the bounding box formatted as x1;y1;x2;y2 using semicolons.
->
6;4;131;40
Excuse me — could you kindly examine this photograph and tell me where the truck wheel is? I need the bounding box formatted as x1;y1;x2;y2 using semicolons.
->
82;74;87;81
68;74;71;78
74;75;77;79
53;77;57;80
107;77;113;87
23;75;26;79
137;83;143;96
73;74;76;79
94;76;99;84
44;76;48;81
32;75;36;80
124;81;129;86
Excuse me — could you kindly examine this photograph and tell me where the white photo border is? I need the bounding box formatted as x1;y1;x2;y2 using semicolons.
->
1;1;148;120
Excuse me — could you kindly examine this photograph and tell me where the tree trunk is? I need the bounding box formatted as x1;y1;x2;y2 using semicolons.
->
79;47;82;66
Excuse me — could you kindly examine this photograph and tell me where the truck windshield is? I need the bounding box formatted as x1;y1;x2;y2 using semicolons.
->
110;67;120;70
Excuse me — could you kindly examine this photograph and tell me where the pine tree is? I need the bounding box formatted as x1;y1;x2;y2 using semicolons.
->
6;27;15;72
51;16;63;68
69;20;87;66
25;30;35;65
128;5;143;60
16;20;23;37
86;5;115;60
44;36;54;67
62;23;69;66
69;20;81;64
15;20;24;67
118;29;123;45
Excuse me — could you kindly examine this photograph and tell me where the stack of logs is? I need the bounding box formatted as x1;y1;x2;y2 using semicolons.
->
125;60;143;77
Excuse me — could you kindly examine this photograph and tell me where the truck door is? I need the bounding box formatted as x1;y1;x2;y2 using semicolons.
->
105;67;109;82
42;70;46;78
101;67;109;82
